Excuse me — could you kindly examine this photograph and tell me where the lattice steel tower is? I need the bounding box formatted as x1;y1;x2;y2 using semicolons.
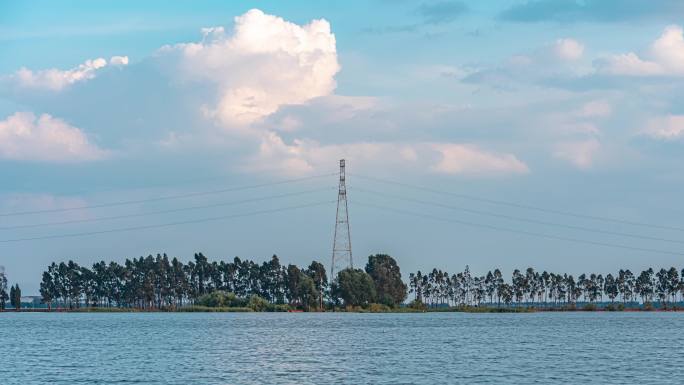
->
331;159;352;281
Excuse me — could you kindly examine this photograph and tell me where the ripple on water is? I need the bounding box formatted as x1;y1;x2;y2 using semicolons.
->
0;312;682;385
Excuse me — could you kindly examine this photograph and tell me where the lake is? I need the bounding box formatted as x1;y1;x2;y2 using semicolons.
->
1;312;682;384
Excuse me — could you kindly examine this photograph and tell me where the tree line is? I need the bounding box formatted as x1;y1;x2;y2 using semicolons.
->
37;253;407;311
409;266;684;308
30;253;684;311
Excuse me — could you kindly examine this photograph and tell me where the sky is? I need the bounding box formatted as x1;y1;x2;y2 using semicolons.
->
2;0;684;294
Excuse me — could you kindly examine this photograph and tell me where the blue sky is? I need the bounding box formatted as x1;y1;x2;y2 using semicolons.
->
2;0;684;294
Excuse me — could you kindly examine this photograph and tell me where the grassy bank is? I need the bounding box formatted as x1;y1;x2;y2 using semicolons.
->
6;303;682;313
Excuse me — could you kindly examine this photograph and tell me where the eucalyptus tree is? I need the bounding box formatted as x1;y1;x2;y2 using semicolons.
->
286;264;303;305
656;268;669;303
493;269;504;305
452;272;463;305
408;271;424;302
264;255;286;303
541;271;550;303
666;267;679;303
635;268;655;304
525;268;537;304
567;275;581;304
617;270;636;303
512;269;525;306
604;274;618;303
534;272;545;304
556;274;567;304
463;265;473;304
306;260;327;310
586;274;601;303
624;270;636;303
484;271;495;304
499;283;513;305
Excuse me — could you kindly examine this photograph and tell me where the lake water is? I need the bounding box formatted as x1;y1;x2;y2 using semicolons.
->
1;312;682;384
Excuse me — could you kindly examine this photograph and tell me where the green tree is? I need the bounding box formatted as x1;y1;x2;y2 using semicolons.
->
499;283;513;306
40;271;55;310
511;269;525;306
656;268;668;303
10;284;21;310
0;270;8;310
285;264;302;305
603;273;618;303
305;261;327;310
364;254;407;307
666;267;679;303
296;274;319;311
636;268;655;304
332;268;376;307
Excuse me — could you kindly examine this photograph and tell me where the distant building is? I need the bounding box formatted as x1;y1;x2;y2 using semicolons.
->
21;296;44;307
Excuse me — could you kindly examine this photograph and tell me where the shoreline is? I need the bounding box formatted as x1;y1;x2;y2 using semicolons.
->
4;305;683;314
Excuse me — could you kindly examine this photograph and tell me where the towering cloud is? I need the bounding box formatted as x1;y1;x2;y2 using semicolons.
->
166;9;340;128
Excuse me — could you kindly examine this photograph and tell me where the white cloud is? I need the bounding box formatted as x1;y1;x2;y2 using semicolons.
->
431;143;529;175
553;139;600;169
642;115;684;139
10;56;127;90
166;9;340;128
597;52;663;76
651;25;684;73
0;112;108;162
109;55;129;66
244;132;529;177
553;38;584;61
598;25;684;76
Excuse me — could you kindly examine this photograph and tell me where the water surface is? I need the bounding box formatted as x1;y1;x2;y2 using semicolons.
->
1;312;681;384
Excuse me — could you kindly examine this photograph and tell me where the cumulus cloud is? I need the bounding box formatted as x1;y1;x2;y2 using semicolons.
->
431;144;529;175
166;9;340;128
553;38;584;61
597;25;684;76
10;56;128;91
109;56;129;66
0;112;108;162
244;132;529;177
642;115;684;139
553;139;601;169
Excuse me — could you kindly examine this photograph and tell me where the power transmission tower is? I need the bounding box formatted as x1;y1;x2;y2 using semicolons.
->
331;159;352;281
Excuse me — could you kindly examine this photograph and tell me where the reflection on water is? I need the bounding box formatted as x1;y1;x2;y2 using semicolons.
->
1;312;682;384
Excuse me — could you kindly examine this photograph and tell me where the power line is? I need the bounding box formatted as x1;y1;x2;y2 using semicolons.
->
352;187;684;245
351;173;684;232
0;173;336;217
354;201;684;256
0;201;335;243
0;188;334;231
